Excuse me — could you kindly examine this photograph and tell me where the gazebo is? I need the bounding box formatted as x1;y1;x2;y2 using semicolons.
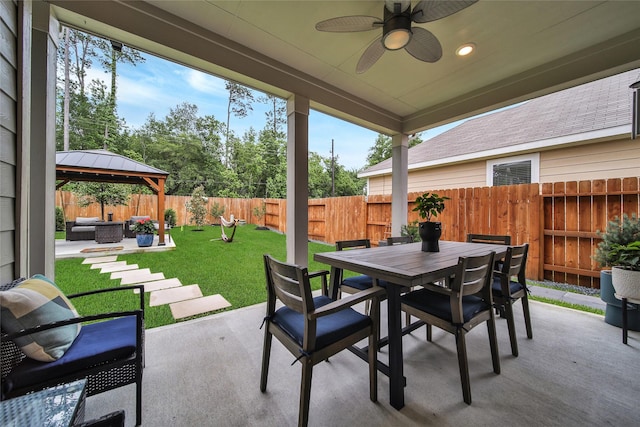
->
56;150;170;246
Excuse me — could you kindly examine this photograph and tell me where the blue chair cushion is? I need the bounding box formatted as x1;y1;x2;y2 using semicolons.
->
491;277;525;297
342;275;389;290
401;288;490;323
272;296;371;351
3;316;137;394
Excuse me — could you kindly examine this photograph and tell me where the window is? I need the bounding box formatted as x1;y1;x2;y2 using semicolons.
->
487;154;539;186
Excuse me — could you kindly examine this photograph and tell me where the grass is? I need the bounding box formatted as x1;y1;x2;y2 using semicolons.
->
55;226;606;329
55;225;335;328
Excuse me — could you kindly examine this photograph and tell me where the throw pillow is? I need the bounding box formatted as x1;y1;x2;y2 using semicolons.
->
0;274;81;362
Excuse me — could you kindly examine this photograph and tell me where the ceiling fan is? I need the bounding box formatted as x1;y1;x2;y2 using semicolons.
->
315;0;478;73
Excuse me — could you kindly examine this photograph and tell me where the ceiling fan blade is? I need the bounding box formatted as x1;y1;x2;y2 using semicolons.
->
404;27;442;63
412;0;478;23
315;16;381;32
356;37;385;74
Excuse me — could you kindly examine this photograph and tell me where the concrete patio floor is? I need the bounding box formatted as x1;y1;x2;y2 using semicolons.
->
55;234;176;259
83;298;640;426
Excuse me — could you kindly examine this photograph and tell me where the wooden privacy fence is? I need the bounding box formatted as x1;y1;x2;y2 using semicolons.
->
56;176;640;289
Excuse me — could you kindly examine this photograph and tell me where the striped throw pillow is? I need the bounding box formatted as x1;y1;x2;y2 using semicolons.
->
0;275;81;362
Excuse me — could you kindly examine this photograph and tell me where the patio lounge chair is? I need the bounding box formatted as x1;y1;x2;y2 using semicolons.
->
1;276;144;426
260;254;383;427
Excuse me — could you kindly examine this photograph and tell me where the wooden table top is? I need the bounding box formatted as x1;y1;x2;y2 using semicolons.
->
314;240;509;287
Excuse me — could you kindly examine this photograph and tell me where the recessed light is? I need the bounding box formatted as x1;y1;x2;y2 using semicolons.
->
456;43;475;57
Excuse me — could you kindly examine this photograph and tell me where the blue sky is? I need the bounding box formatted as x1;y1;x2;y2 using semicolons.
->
95;52;460;170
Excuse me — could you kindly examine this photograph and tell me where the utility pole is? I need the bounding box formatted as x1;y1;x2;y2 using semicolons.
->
331;139;335;197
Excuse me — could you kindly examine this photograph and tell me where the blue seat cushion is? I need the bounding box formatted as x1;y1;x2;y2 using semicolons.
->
401;288;490;323
272;296;371;351
342;275;389;290
3;316;137;394
492;277;525;297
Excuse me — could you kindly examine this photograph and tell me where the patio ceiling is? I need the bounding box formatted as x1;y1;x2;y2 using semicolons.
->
49;0;640;136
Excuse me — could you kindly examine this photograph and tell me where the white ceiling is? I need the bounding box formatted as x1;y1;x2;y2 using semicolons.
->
50;0;640;135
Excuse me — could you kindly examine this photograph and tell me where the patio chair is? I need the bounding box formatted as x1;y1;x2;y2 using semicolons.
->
400;252;500;404
260;255;383;427
466;233;511;245
0;276;144;426
492;244;532;356
387;236;414;245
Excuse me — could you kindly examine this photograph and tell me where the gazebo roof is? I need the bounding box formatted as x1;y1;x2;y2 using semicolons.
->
56;150;168;184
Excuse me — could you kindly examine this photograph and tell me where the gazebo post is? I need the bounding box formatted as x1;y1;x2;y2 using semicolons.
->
157;178;166;246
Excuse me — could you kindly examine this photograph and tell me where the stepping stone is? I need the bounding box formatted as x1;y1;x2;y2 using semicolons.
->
134;278;182;293
150;285;203;306
121;272;165;285
90;261;127;270
82;256;118;264
100;264;139;273
170;294;231;320
111;268;151;280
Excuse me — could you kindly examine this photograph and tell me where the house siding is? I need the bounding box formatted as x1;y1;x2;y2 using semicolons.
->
540;137;640;182
367;137;640;196
0;0;17;283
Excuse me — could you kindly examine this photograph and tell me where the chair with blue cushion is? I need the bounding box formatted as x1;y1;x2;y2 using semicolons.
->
260;254;383;427
492;244;532;356
401;252;500;404
0;277;144;426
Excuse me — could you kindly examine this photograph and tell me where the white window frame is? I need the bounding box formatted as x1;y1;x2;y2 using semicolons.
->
486;153;540;186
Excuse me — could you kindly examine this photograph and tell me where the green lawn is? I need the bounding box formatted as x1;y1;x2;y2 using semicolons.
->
55;226;335;328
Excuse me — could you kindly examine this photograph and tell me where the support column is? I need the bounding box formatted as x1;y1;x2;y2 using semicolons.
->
286;95;309;266
391;134;409;237
28;2;57;277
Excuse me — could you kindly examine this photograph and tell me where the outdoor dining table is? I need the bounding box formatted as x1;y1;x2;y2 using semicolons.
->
314;240;509;410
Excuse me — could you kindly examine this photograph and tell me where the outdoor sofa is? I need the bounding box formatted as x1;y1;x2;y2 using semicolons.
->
124;215;158;238
65;217;103;241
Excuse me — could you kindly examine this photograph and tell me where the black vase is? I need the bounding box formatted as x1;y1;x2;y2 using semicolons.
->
418;221;442;252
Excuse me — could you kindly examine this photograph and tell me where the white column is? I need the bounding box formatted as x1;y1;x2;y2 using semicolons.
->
391;134;409;237
286;95;309;266
28;1;58;277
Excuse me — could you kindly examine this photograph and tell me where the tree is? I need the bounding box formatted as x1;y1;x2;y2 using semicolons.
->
365;133;423;167
186;185;208;229
225;81;255;166
69;182;131;220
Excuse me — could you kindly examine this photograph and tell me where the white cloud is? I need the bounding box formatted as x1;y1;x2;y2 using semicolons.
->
185;69;227;96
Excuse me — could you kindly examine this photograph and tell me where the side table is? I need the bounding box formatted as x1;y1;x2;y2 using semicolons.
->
0;379;86;426
94;221;124;244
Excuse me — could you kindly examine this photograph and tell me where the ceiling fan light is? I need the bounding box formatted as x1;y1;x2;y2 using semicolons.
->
456;43;475;56
383;28;411;50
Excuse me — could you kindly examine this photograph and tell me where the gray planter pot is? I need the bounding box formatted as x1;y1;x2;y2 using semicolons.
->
600;270;640;330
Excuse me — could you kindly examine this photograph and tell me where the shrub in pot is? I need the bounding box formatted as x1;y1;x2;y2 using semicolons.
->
412;192;449;252
595;214;640;300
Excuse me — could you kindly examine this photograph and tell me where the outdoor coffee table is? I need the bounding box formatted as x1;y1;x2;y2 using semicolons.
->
95;221;124;243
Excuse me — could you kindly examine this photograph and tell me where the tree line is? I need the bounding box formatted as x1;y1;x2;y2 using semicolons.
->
56;27;417;205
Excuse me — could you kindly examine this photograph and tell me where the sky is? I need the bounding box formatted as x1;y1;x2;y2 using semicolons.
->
93;52;461;171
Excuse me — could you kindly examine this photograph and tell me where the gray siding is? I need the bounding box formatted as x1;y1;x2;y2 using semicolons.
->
0;0;17;283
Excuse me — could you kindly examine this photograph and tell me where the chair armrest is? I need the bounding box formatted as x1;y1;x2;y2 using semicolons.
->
308;270;329;296
1;309;143;342
68;285;145;312
310;287;385;319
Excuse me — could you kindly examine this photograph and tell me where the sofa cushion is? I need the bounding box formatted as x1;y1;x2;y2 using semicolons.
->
71;225;96;233
0;275;81;362
3;316;137;394
75;217;100;225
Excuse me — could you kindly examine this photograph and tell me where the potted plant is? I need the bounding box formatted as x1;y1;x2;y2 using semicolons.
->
608;241;640;299
594;214;640;327
412;192;449;252
131;218;156;247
